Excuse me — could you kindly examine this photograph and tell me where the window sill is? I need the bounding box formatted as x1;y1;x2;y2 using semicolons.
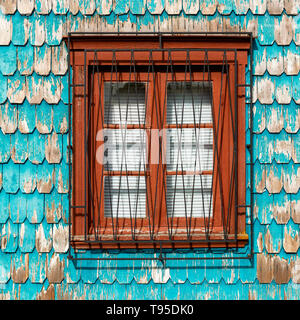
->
71;228;248;249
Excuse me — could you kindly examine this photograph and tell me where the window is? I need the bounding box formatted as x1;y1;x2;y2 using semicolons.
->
68;34;250;249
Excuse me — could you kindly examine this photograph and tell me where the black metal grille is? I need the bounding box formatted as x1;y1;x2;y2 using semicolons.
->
67;32;254;261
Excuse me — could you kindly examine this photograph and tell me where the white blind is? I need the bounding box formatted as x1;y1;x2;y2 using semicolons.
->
166;128;213;172
104;82;146;218
166;81;213;218
103;129;146;171
166;82;212;124
104;82;146;124
104;176;146;218
166;175;213;218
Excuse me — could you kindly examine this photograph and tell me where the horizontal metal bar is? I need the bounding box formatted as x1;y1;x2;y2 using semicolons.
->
70;84;85;87
71;238;247;244
68;254;252;261
70;48;248;53
68;31;253;36
236;84;251;87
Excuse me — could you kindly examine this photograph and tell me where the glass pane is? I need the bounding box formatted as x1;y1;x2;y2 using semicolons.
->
167;82;212;124
104;176;146;218
166;128;213;172
104;82;146;124
166;175;213;218
103;129;146;171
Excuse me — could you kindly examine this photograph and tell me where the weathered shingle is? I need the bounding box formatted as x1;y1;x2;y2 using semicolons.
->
29;13;46;46
19;160;37;194
7;72;26;104
265;162;283;193
266;43;284;76
17;0;35;15
0;11;11;45
17;45;34;76
51;42;68;76
0;0;17;14
26;190;44;223
0;74;7;104
19;220;36;253
29;250;47;283
0;188;10;223
28;129;46;164
45;13;64;46
34;44;52;76
36;162;54;193
11;13;30;46
18;101;35;134
35;0;52;15
52;0;69;15
1;101;18;134
11;130;28;164
43;73;61;104
0;44;17;76
283;221;300;253
2;219;19;253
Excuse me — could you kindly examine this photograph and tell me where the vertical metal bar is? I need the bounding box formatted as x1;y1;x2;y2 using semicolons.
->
67;33;72;258
250;34;254;259
145;50;153;241
234;49;238;243
84;49;87;240
107;50;117;240
88;50;97;241
96;56;105;240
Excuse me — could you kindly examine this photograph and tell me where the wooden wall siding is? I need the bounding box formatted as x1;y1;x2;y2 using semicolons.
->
0;0;299;300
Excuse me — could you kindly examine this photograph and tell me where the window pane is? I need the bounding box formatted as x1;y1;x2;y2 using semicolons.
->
166;128;213;172
166;175;213;218
167;82;212;124
104;176;146;218
103;129;146;171
104;82;146;124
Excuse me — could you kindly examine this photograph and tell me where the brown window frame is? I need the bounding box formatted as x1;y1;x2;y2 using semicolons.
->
68;35;250;250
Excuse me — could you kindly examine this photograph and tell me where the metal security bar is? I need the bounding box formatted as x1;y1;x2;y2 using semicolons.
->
67;32;253;261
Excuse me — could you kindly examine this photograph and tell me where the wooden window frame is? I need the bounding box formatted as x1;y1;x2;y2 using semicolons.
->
68;35;250;250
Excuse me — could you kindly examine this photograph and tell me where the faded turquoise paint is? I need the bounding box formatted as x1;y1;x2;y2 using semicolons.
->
0;0;299;300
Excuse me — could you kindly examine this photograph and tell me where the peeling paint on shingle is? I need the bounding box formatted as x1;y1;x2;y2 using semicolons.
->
266;105;284;133
11;254;29;283
36;222;52;253
0;11;11;45
273;255;291;284
291;257;300;283
283;165;300;194
45;133;62;164
0;102;18;134
257;253;273;283
17;0;34;15
267;0;284;15
36;284;55;300
291;196;300;223
35;0;52;14
29;13;46;47
51;43;68;76
46;253;65;283
53;223;69;253
283;225;300;253
151;260;170;283
274;14;294;45
34;45;51;76
0;0;17;14
250;0;267;15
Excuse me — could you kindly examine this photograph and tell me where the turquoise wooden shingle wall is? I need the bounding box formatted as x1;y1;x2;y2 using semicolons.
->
0;0;299;300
